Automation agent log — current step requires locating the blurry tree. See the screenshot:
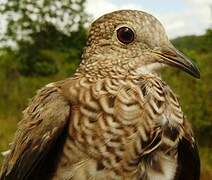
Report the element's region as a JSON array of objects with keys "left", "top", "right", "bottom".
[
  {"left": 172, "top": 29, "right": 212, "bottom": 53},
  {"left": 0, "top": 0, "right": 88, "bottom": 76}
]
